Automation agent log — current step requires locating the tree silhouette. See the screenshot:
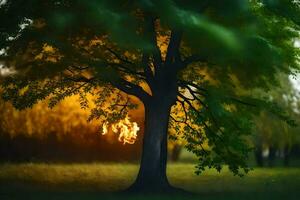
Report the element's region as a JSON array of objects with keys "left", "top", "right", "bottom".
[{"left": 0, "top": 0, "right": 299, "bottom": 193}]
